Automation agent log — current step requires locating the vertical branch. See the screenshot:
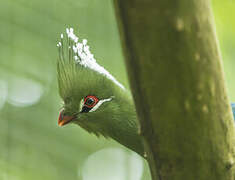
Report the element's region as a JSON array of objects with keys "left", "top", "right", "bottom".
[{"left": 114, "top": 0, "right": 235, "bottom": 179}]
